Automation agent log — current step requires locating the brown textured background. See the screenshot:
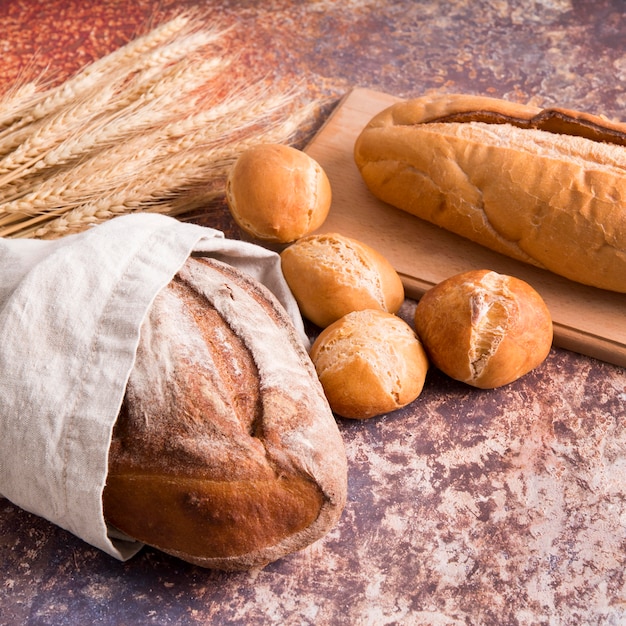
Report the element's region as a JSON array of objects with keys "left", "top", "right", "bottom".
[{"left": 1, "top": 1, "right": 626, "bottom": 625}]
